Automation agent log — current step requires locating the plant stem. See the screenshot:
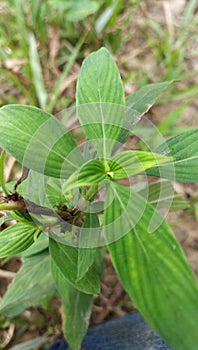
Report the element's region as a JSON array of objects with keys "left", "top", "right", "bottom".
[
  {"left": 0, "top": 203, "right": 25, "bottom": 211},
  {"left": 84, "top": 184, "right": 98, "bottom": 202}
]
